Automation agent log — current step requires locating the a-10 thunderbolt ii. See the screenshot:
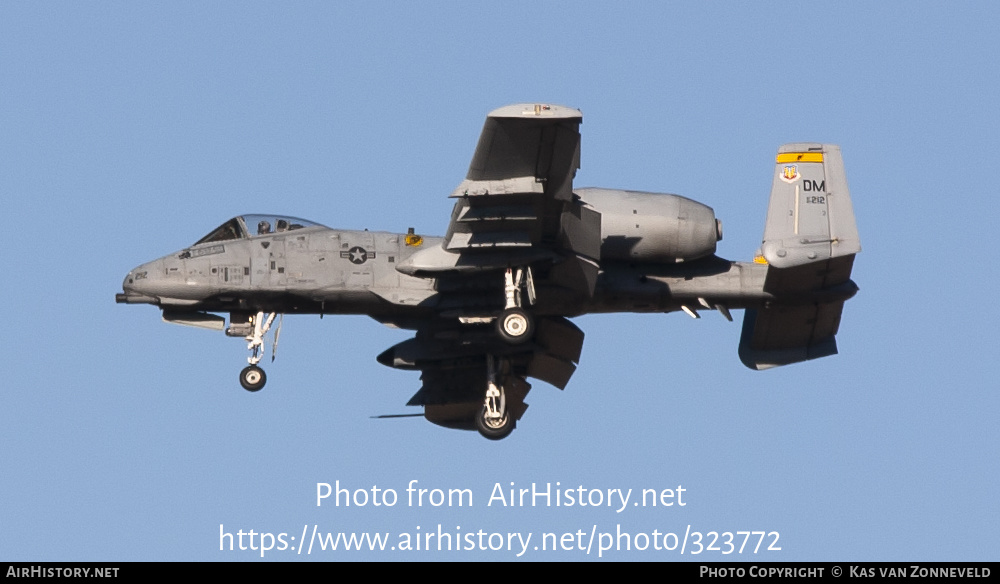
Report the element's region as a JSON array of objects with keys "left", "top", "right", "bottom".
[{"left": 116, "top": 103, "right": 860, "bottom": 440}]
